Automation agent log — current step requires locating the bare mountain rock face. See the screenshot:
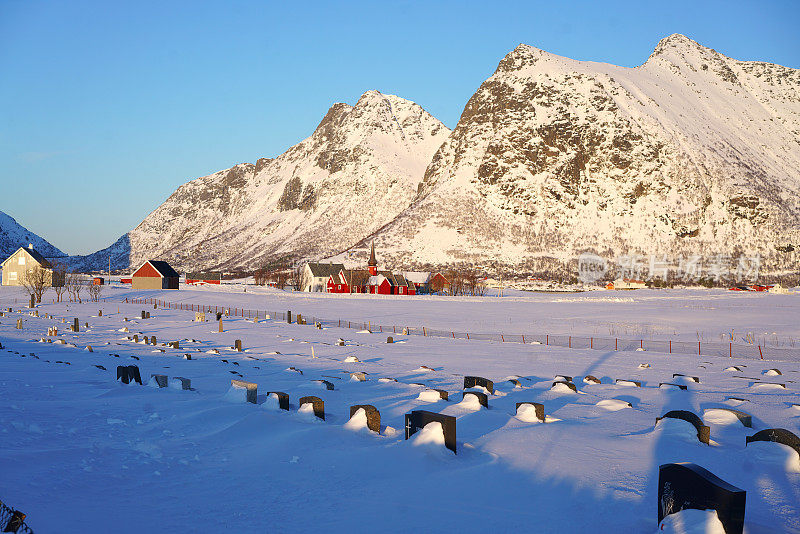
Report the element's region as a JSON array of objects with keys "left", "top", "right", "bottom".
[
  {"left": 366, "top": 35, "right": 800, "bottom": 275},
  {"left": 75, "top": 91, "right": 449, "bottom": 271}
]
